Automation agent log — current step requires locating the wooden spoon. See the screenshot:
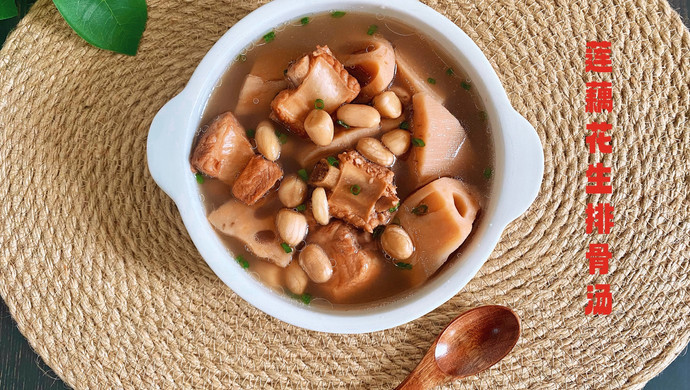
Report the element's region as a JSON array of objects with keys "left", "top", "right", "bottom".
[{"left": 396, "top": 305, "right": 521, "bottom": 390}]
